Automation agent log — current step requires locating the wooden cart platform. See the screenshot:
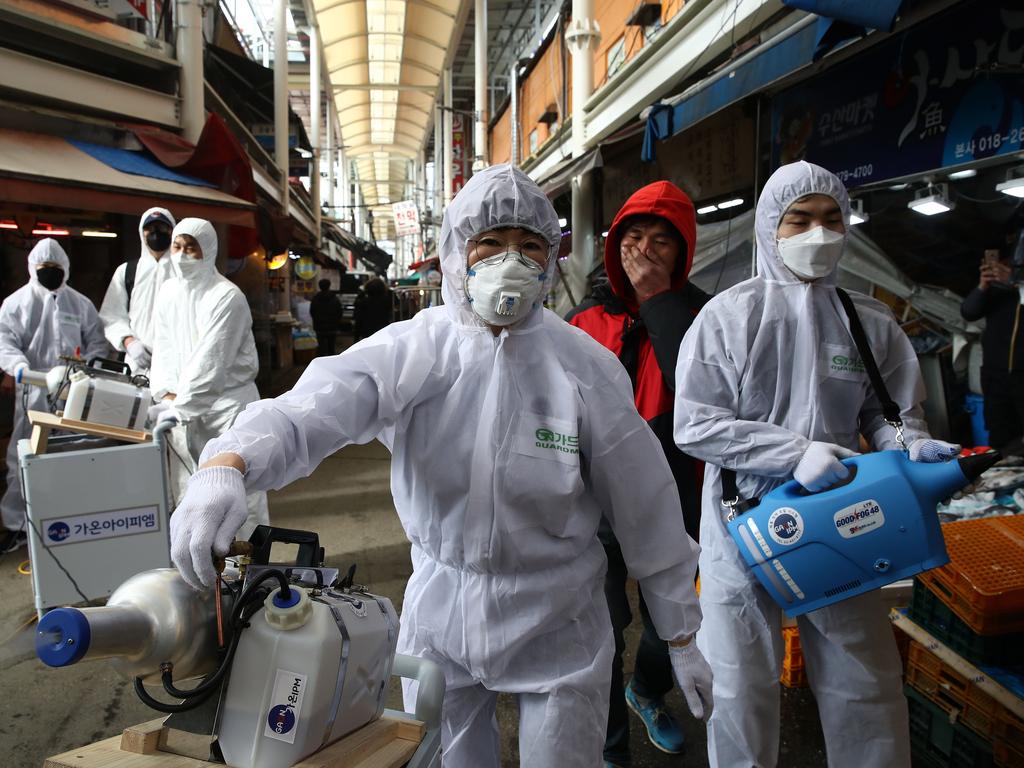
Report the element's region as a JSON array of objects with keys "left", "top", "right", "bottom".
[{"left": 43, "top": 715, "right": 425, "bottom": 768}]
